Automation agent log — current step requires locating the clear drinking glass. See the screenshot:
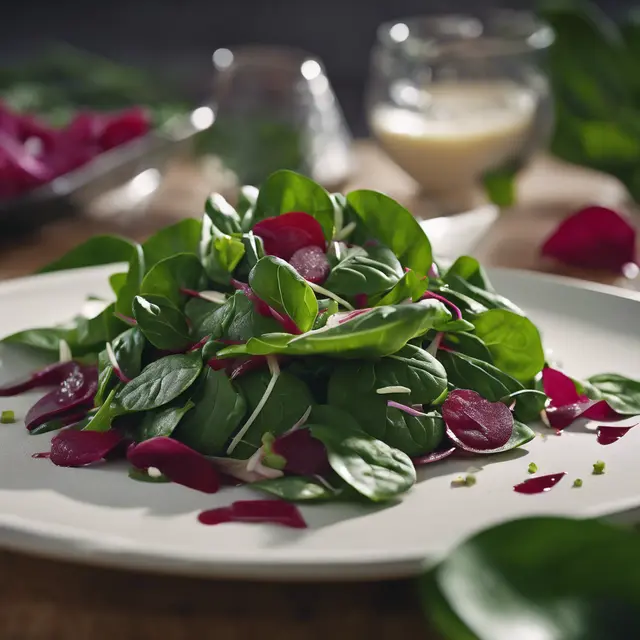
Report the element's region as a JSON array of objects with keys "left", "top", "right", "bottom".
[
  {"left": 367, "top": 11, "right": 555, "bottom": 214},
  {"left": 206, "top": 46, "right": 352, "bottom": 188}
]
